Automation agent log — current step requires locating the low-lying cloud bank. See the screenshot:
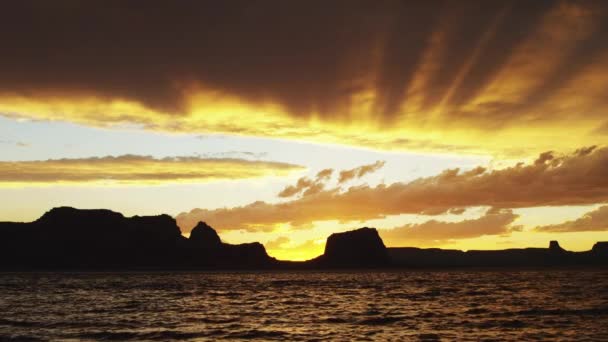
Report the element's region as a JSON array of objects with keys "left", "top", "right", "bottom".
[
  {"left": 380, "top": 208, "right": 520, "bottom": 246},
  {"left": 0, "top": 155, "right": 303, "bottom": 185},
  {"left": 177, "top": 147, "right": 608, "bottom": 234},
  {"left": 536, "top": 205, "right": 608, "bottom": 232}
]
